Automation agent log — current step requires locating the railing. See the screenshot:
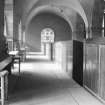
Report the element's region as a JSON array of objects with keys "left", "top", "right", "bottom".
[
  {"left": 0, "top": 57, "right": 12, "bottom": 105},
  {"left": 0, "top": 70, "right": 8, "bottom": 105}
]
